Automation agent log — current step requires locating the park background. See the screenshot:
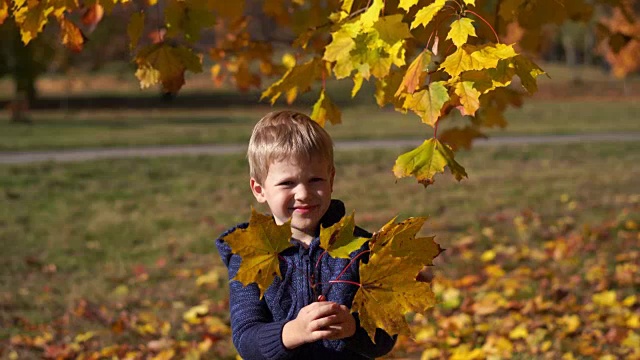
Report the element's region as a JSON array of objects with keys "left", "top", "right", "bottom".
[{"left": 1, "top": 2, "right": 639, "bottom": 359}]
